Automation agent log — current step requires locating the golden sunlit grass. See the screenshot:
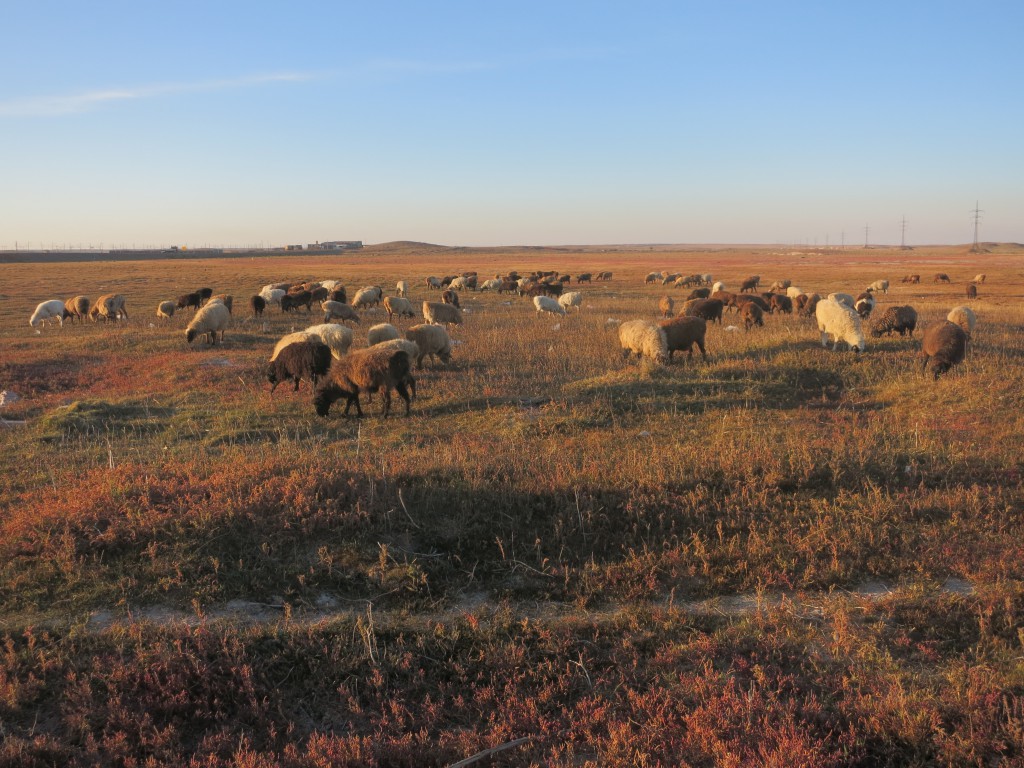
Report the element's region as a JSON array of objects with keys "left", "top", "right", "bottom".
[{"left": 1, "top": 242, "right": 1022, "bottom": 764}]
